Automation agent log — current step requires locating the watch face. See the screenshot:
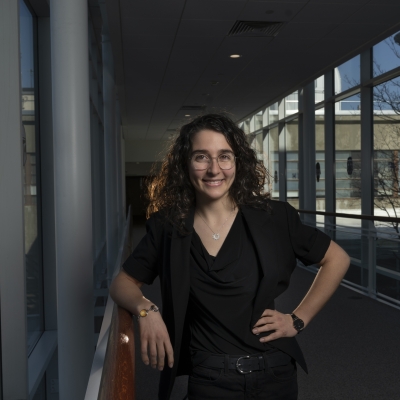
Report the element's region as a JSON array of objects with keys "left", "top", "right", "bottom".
[{"left": 293, "top": 318, "right": 304, "bottom": 331}]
